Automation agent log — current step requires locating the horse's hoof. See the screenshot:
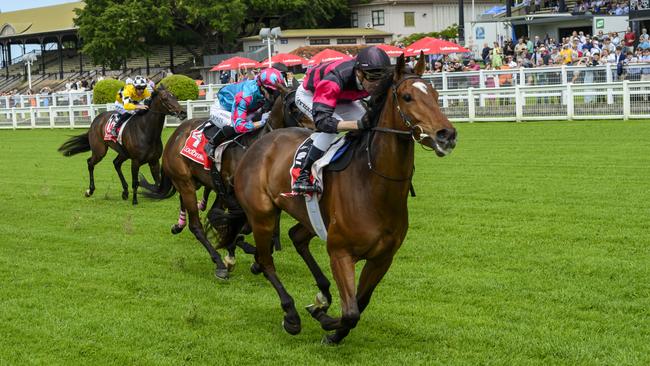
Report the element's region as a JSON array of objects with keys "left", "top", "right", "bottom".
[
  {"left": 132, "top": 200, "right": 138, "bottom": 206},
  {"left": 121, "top": 191, "right": 129, "bottom": 200},
  {"left": 84, "top": 189, "right": 92, "bottom": 197},
  {"left": 321, "top": 334, "right": 341, "bottom": 346},
  {"left": 282, "top": 316, "right": 301, "bottom": 335},
  {"left": 224, "top": 255, "right": 236, "bottom": 272},
  {"left": 171, "top": 224, "right": 184, "bottom": 235},
  {"left": 250, "top": 262, "right": 262, "bottom": 275},
  {"left": 215, "top": 267, "right": 229, "bottom": 280}
]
